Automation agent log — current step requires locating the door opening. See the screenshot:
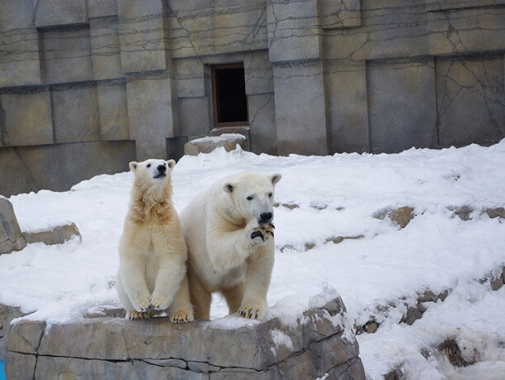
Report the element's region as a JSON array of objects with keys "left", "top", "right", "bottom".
[{"left": 211, "top": 63, "right": 248, "bottom": 128}]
